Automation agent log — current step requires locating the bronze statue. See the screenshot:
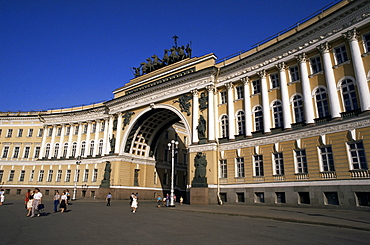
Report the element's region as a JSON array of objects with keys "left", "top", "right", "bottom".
[
  {"left": 122, "top": 111, "right": 135, "bottom": 130},
  {"left": 194, "top": 152, "right": 207, "bottom": 178},
  {"left": 199, "top": 92, "right": 208, "bottom": 111},
  {"left": 109, "top": 134, "right": 116, "bottom": 154},
  {"left": 186, "top": 44, "right": 192, "bottom": 58},
  {"left": 197, "top": 115, "right": 206, "bottom": 139},
  {"left": 174, "top": 94, "right": 192, "bottom": 116}
]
